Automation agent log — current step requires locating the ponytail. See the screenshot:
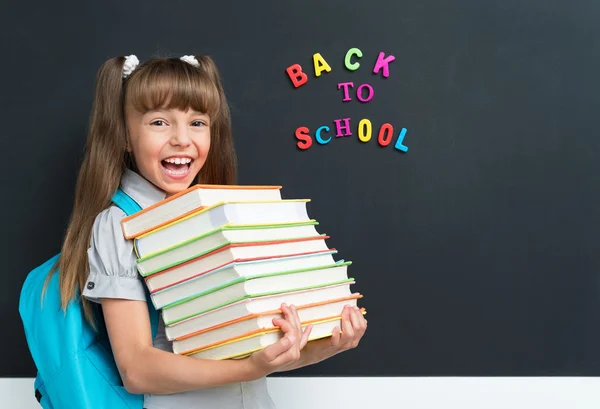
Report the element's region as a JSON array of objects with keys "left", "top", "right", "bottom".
[
  {"left": 48, "top": 57, "right": 129, "bottom": 328},
  {"left": 194, "top": 56, "right": 237, "bottom": 186}
]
